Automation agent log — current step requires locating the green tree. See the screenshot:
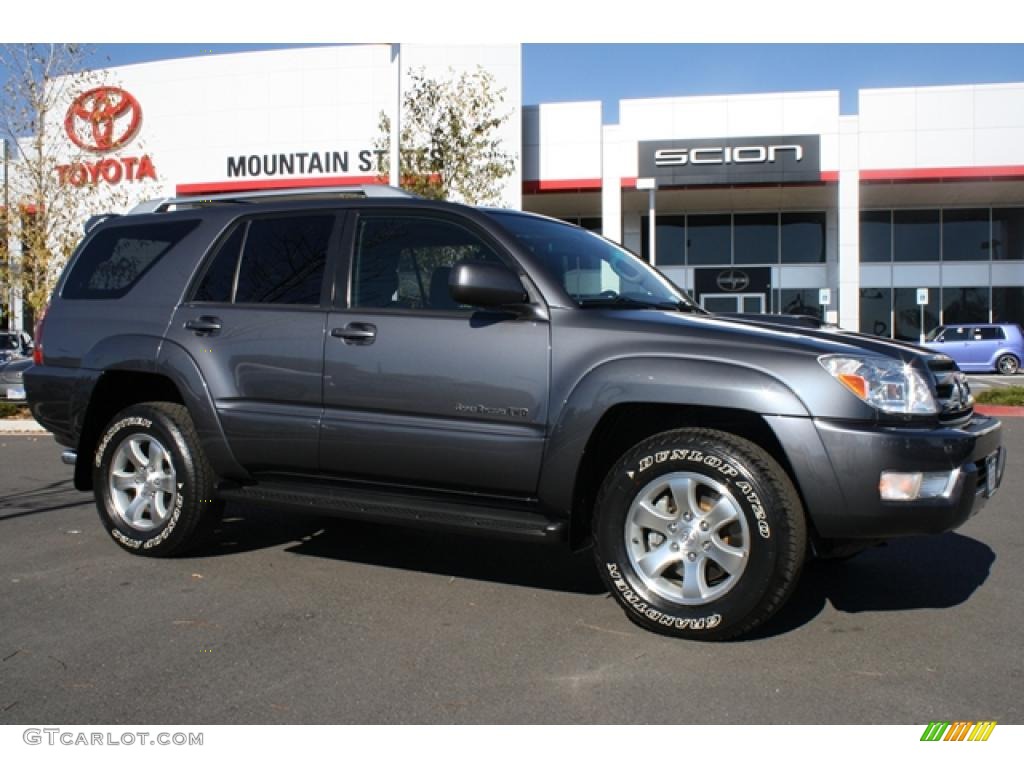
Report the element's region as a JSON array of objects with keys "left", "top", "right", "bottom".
[
  {"left": 377, "top": 66, "right": 516, "bottom": 205},
  {"left": 0, "top": 44, "right": 141, "bottom": 325}
]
